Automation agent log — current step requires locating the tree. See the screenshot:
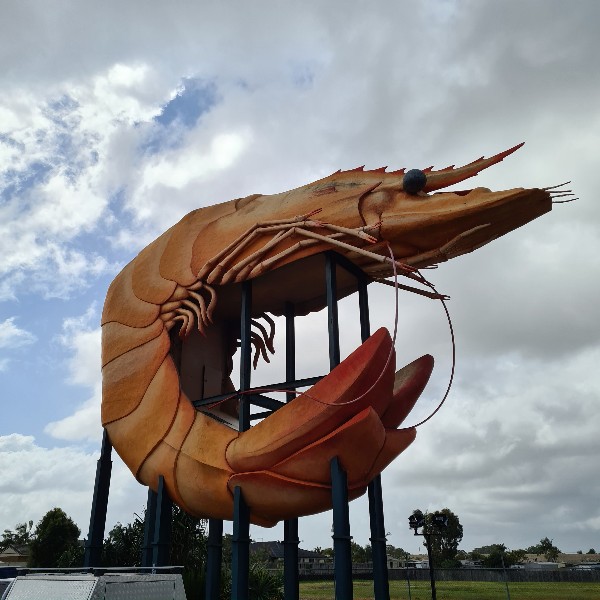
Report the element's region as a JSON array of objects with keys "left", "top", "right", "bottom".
[
  {"left": 57, "top": 544, "right": 85, "bottom": 568},
  {"left": 386, "top": 544, "right": 410, "bottom": 561},
  {"left": 482, "top": 544, "right": 507, "bottom": 568},
  {"left": 507, "top": 549, "right": 527, "bottom": 566},
  {"left": 481, "top": 544, "right": 525, "bottom": 568},
  {"left": 28, "top": 508, "right": 81, "bottom": 567},
  {"left": 248, "top": 563, "right": 283, "bottom": 600},
  {"left": 169, "top": 505, "right": 207, "bottom": 572},
  {"left": 417, "top": 508, "right": 463, "bottom": 565},
  {"left": 102, "top": 516, "right": 144, "bottom": 567},
  {"left": 587, "top": 548, "right": 596, "bottom": 554},
  {"left": 350, "top": 541, "right": 369, "bottom": 563},
  {"left": 526, "top": 537, "right": 560, "bottom": 561},
  {"left": 101, "top": 505, "right": 207, "bottom": 570},
  {"left": 0, "top": 521, "right": 33, "bottom": 552},
  {"left": 538, "top": 537, "right": 560, "bottom": 562}
]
